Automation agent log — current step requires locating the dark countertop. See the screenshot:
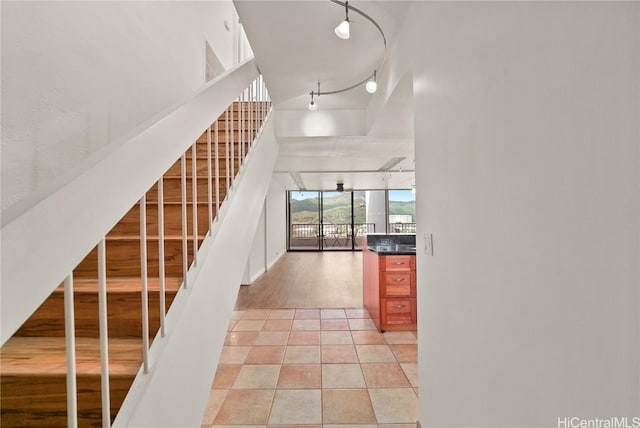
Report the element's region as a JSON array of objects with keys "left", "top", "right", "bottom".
[
  {"left": 367, "top": 244, "right": 416, "bottom": 255},
  {"left": 365, "top": 233, "right": 416, "bottom": 255}
]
